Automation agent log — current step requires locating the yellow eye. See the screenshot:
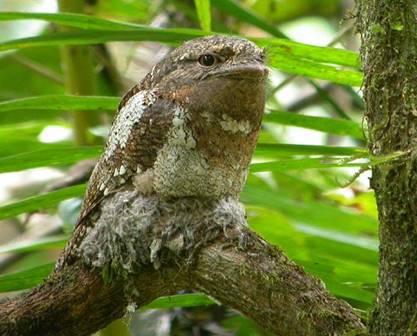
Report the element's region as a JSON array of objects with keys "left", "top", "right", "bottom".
[{"left": 198, "top": 54, "right": 216, "bottom": 66}]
